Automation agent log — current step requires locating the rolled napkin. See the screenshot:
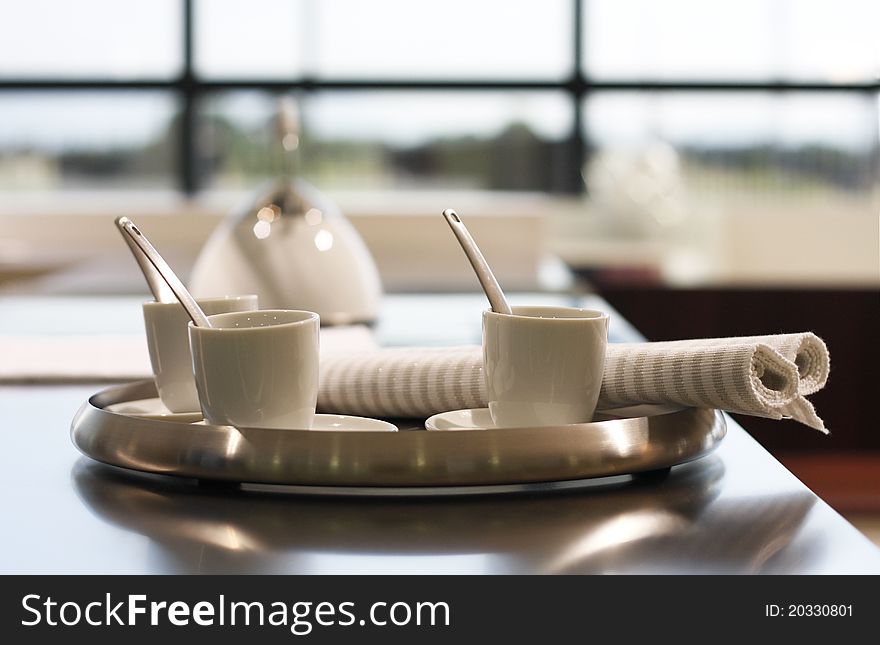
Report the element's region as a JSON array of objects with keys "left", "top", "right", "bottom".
[
  {"left": 318, "top": 333, "right": 829, "bottom": 432},
  {"left": 600, "top": 334, "right": 829, "bottom": 432}
]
